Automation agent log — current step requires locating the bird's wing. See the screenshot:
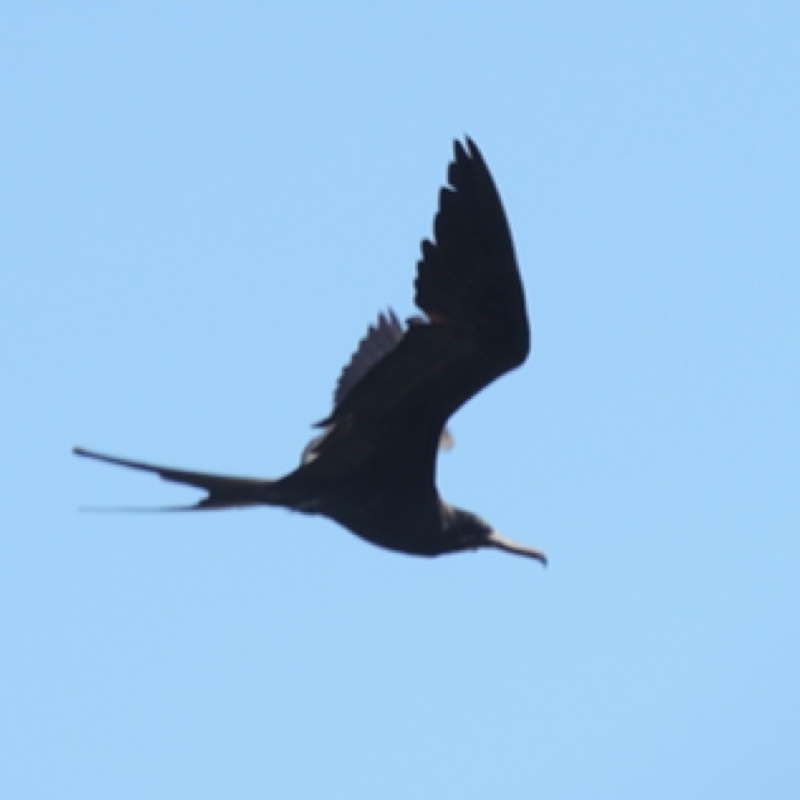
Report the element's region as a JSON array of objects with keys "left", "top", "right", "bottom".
[
  {"left": 317, "top": 309, "right": 454, "bottom": 458},
  {"left": 307, "top": 138, "right": 528, "bottom": 479},
  {"left": 332, "top": 310, "right": 405, "bottom": 407},
  {"left": 413, "top": 137, "right": 529, "bottom": 372}
]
